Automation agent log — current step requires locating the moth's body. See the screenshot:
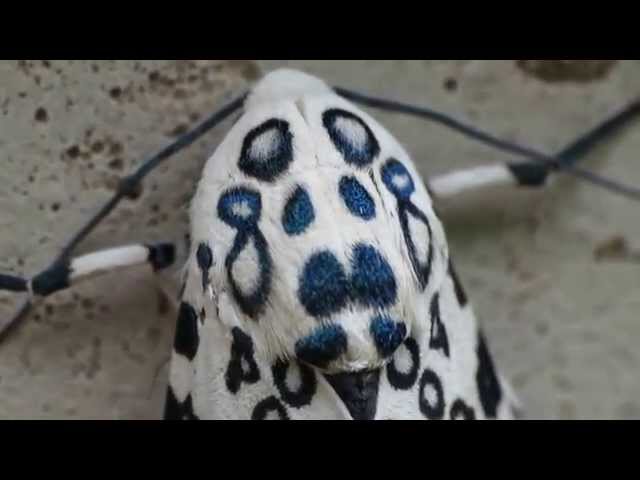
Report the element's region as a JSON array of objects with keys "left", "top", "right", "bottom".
[{"left": 166, "top": 69, "right": 518, "bottom": 420}]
